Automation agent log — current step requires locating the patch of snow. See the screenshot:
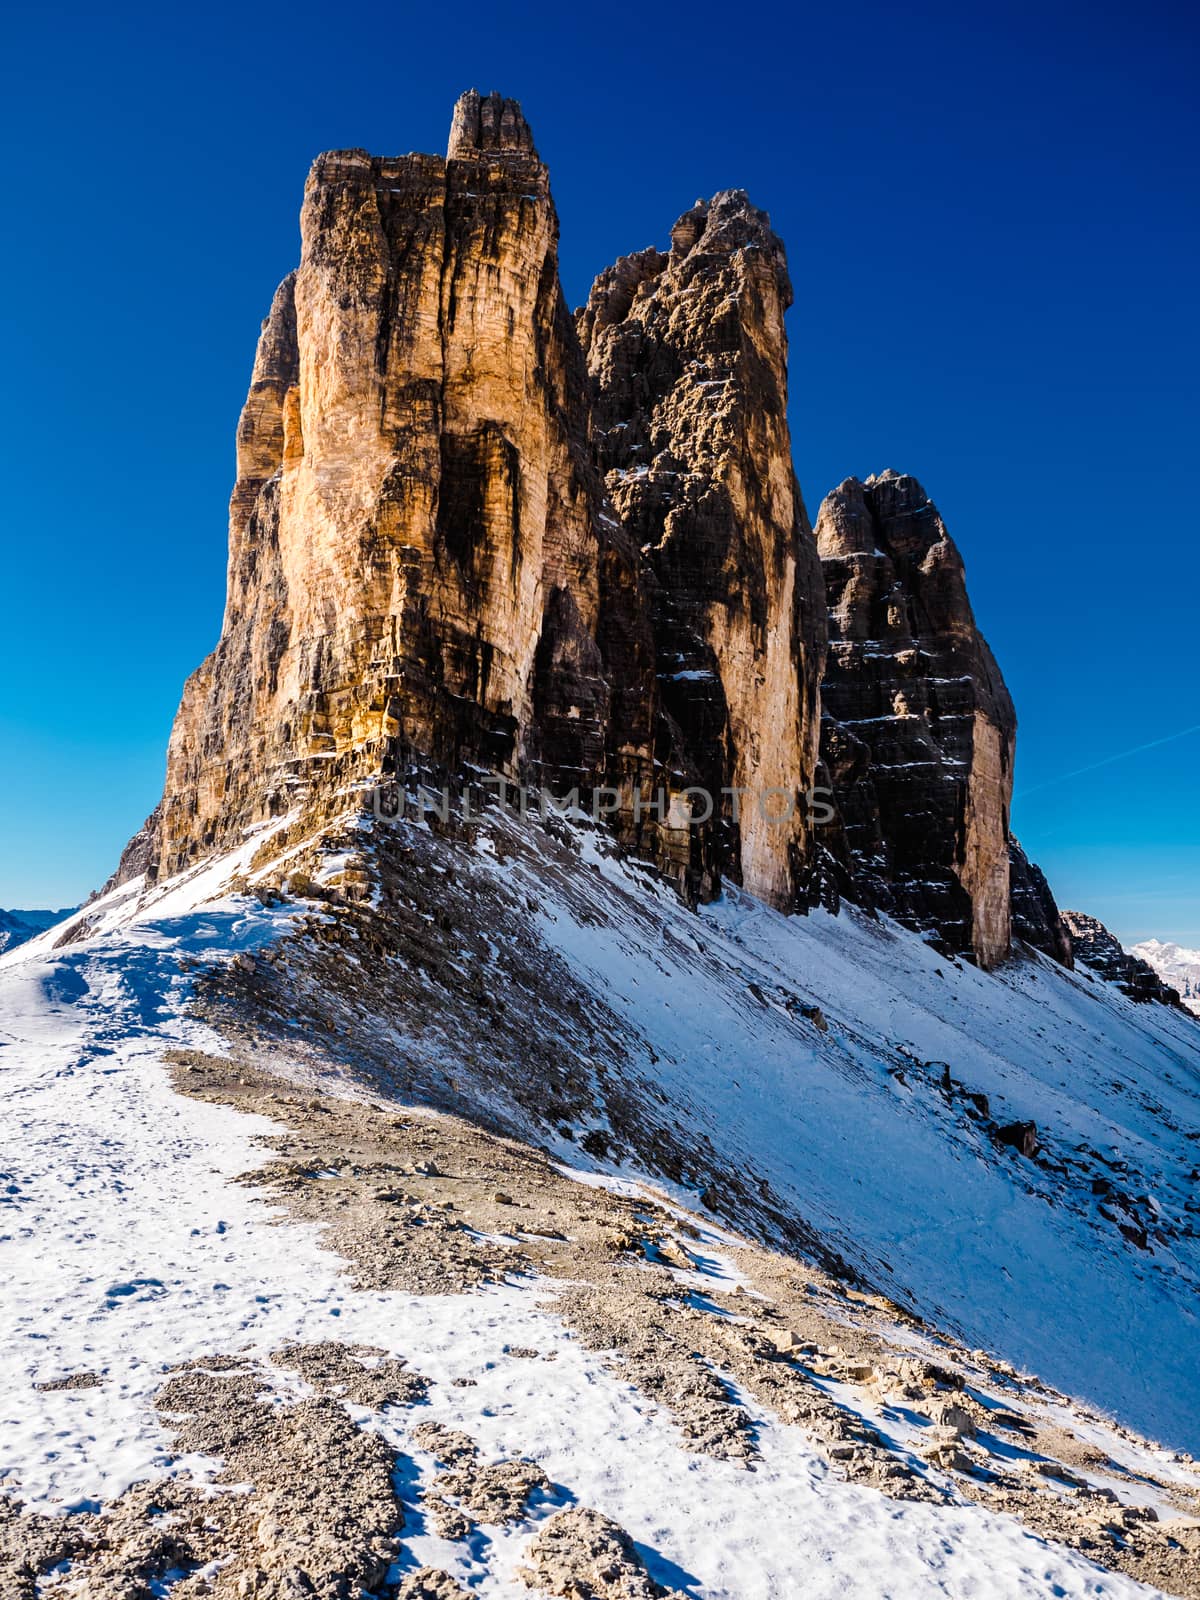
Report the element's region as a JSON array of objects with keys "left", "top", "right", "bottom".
[
  {"left": 0, "top": 928, "right": 1170, "bottom": 1598},
  {"left": 1131, "top": 938, "right": 1200, "bottom": 1016},
  {"left": 497, "top": 826, "right": 1200, "bottom": 1455}
]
